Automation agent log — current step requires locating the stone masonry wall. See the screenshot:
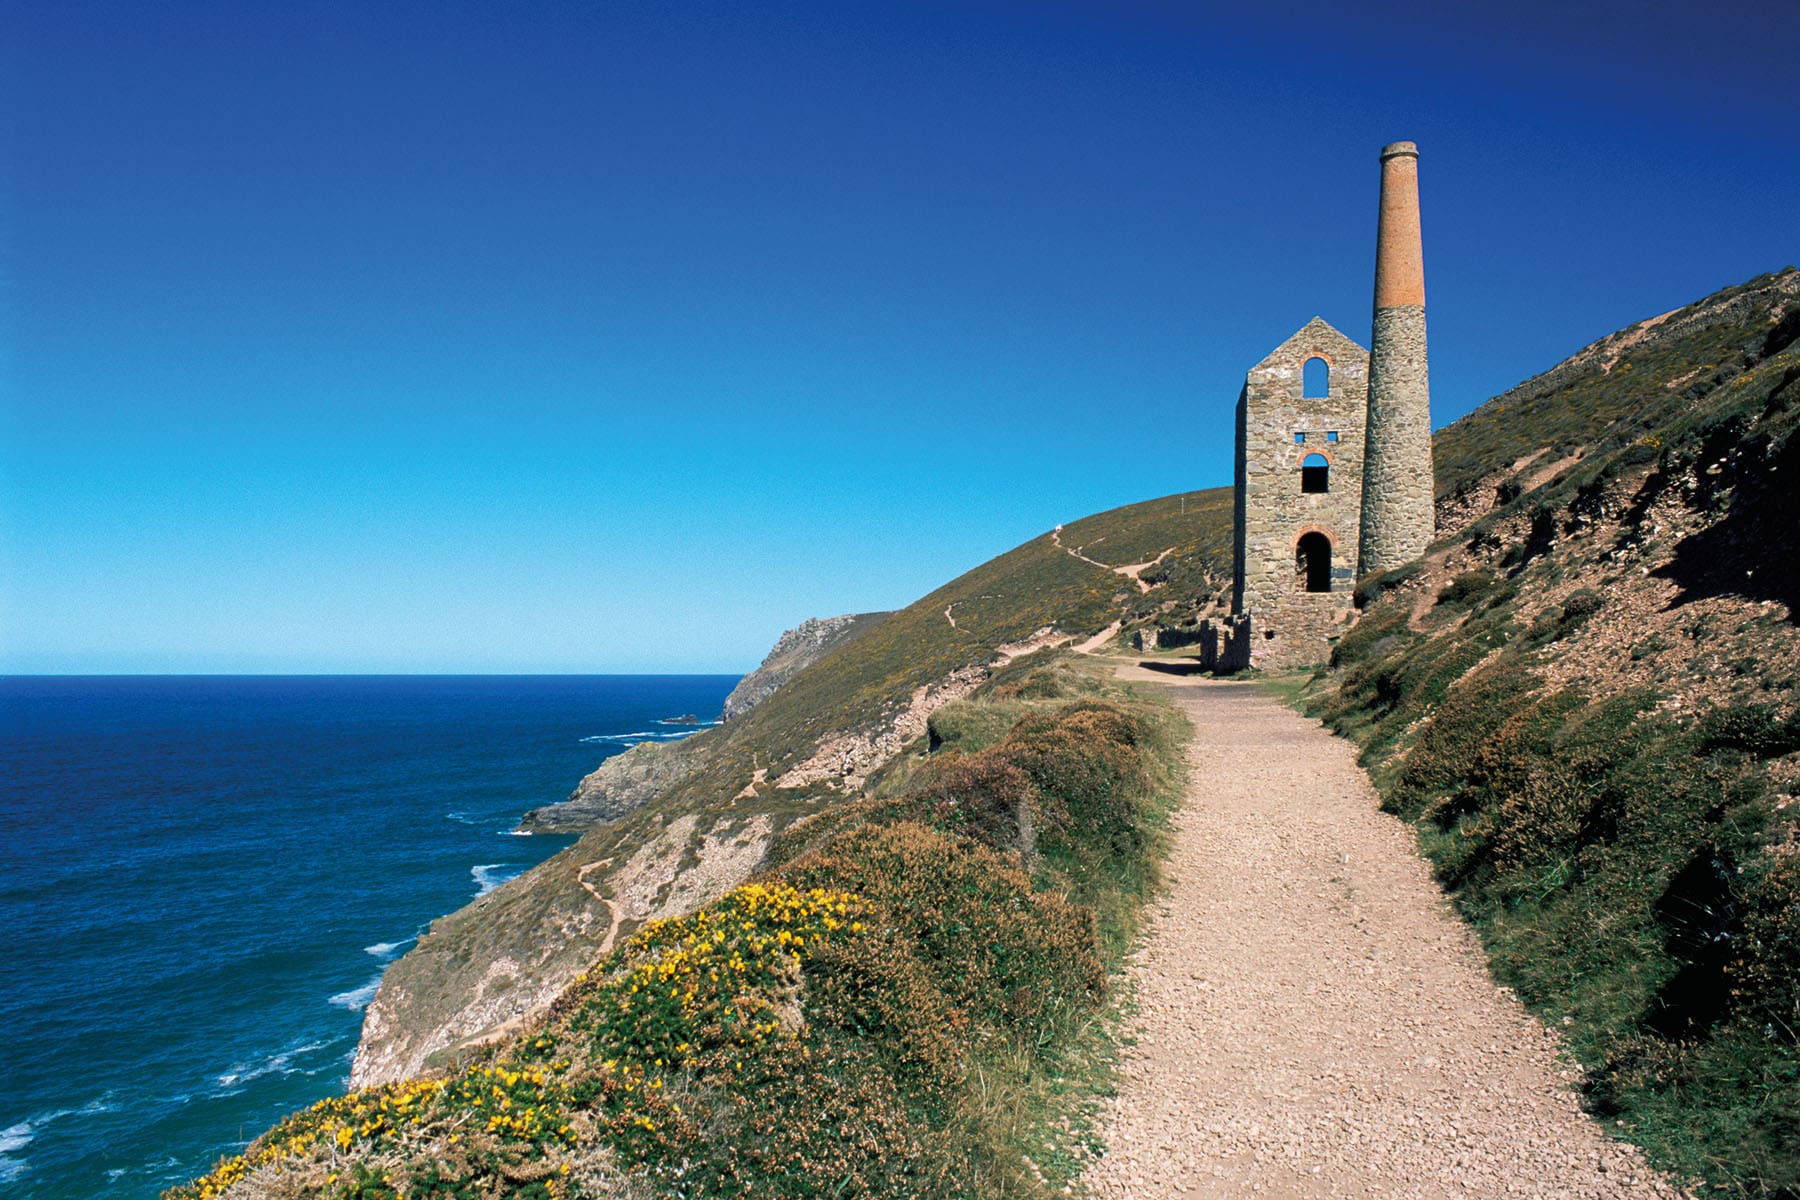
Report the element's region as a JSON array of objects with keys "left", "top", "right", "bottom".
[
  {"left": 1199, "top": 614, "right": 1252, "bottom": 674},
  {"left": 1233, "top": 317, "right": 1367, "bottom": 668},
  {"left": 1359, "top": 303, "right": 1435, "bottom": 575}
]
